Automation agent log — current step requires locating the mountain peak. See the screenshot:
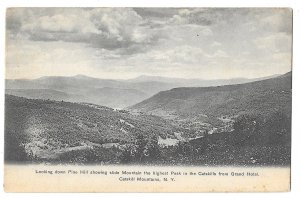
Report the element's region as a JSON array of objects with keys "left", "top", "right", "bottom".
[
  {"left": 73, "top": 74, "right": 93, "bottom": 79},
  {"left": 129, "top": 75, "right": 186, "bottom": 83}
]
